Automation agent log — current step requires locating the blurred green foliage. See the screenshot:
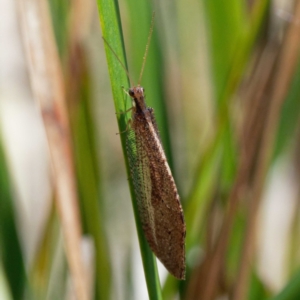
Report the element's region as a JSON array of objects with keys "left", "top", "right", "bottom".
[
  {"left": 1, "top": 0, "right": 300, "bottom": 299},
  {"left": 0, "top": 138, "right": 26, "bottom": 300}
]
